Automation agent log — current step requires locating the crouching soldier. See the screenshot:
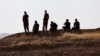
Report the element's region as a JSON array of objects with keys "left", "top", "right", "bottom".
[
  {"left": 32, "top": 21, "right": 39, "bottom": 34},
  {"left": 72, "top": 18, "right": 80, "bottom": 33},
  {"left": 50, "top": 21, "right": 58, "bottom": 32},
  {"left": 72, "top": 19, "right": 80, "bottom": 31},
  {"left": 63, "top": 19, "right": 70, "bottom": 31}
]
